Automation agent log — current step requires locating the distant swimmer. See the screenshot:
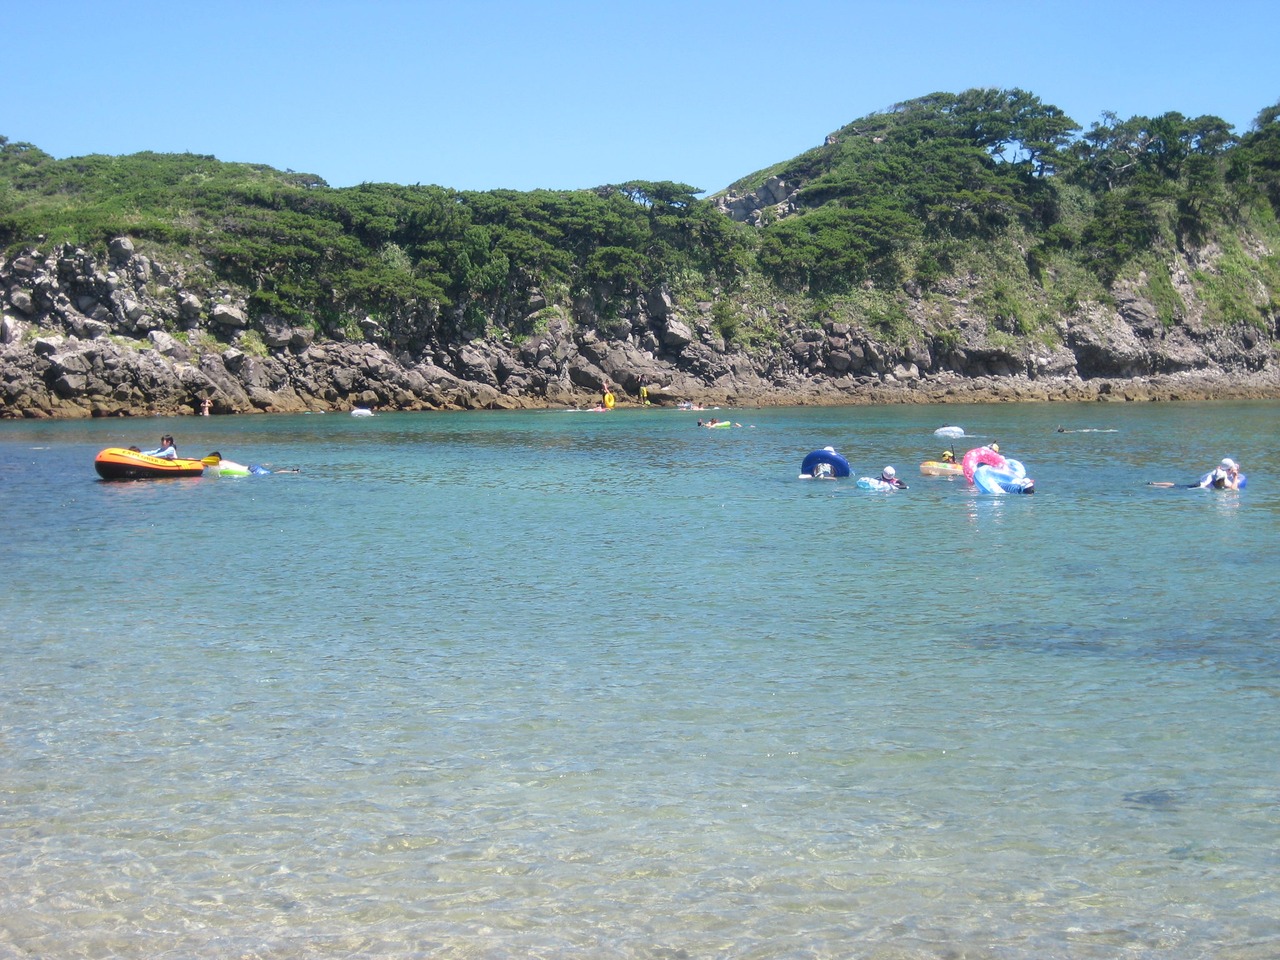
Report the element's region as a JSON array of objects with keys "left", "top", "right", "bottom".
[{"left": 1148, "top": 456, "right": 1246, "bottom": 489}]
